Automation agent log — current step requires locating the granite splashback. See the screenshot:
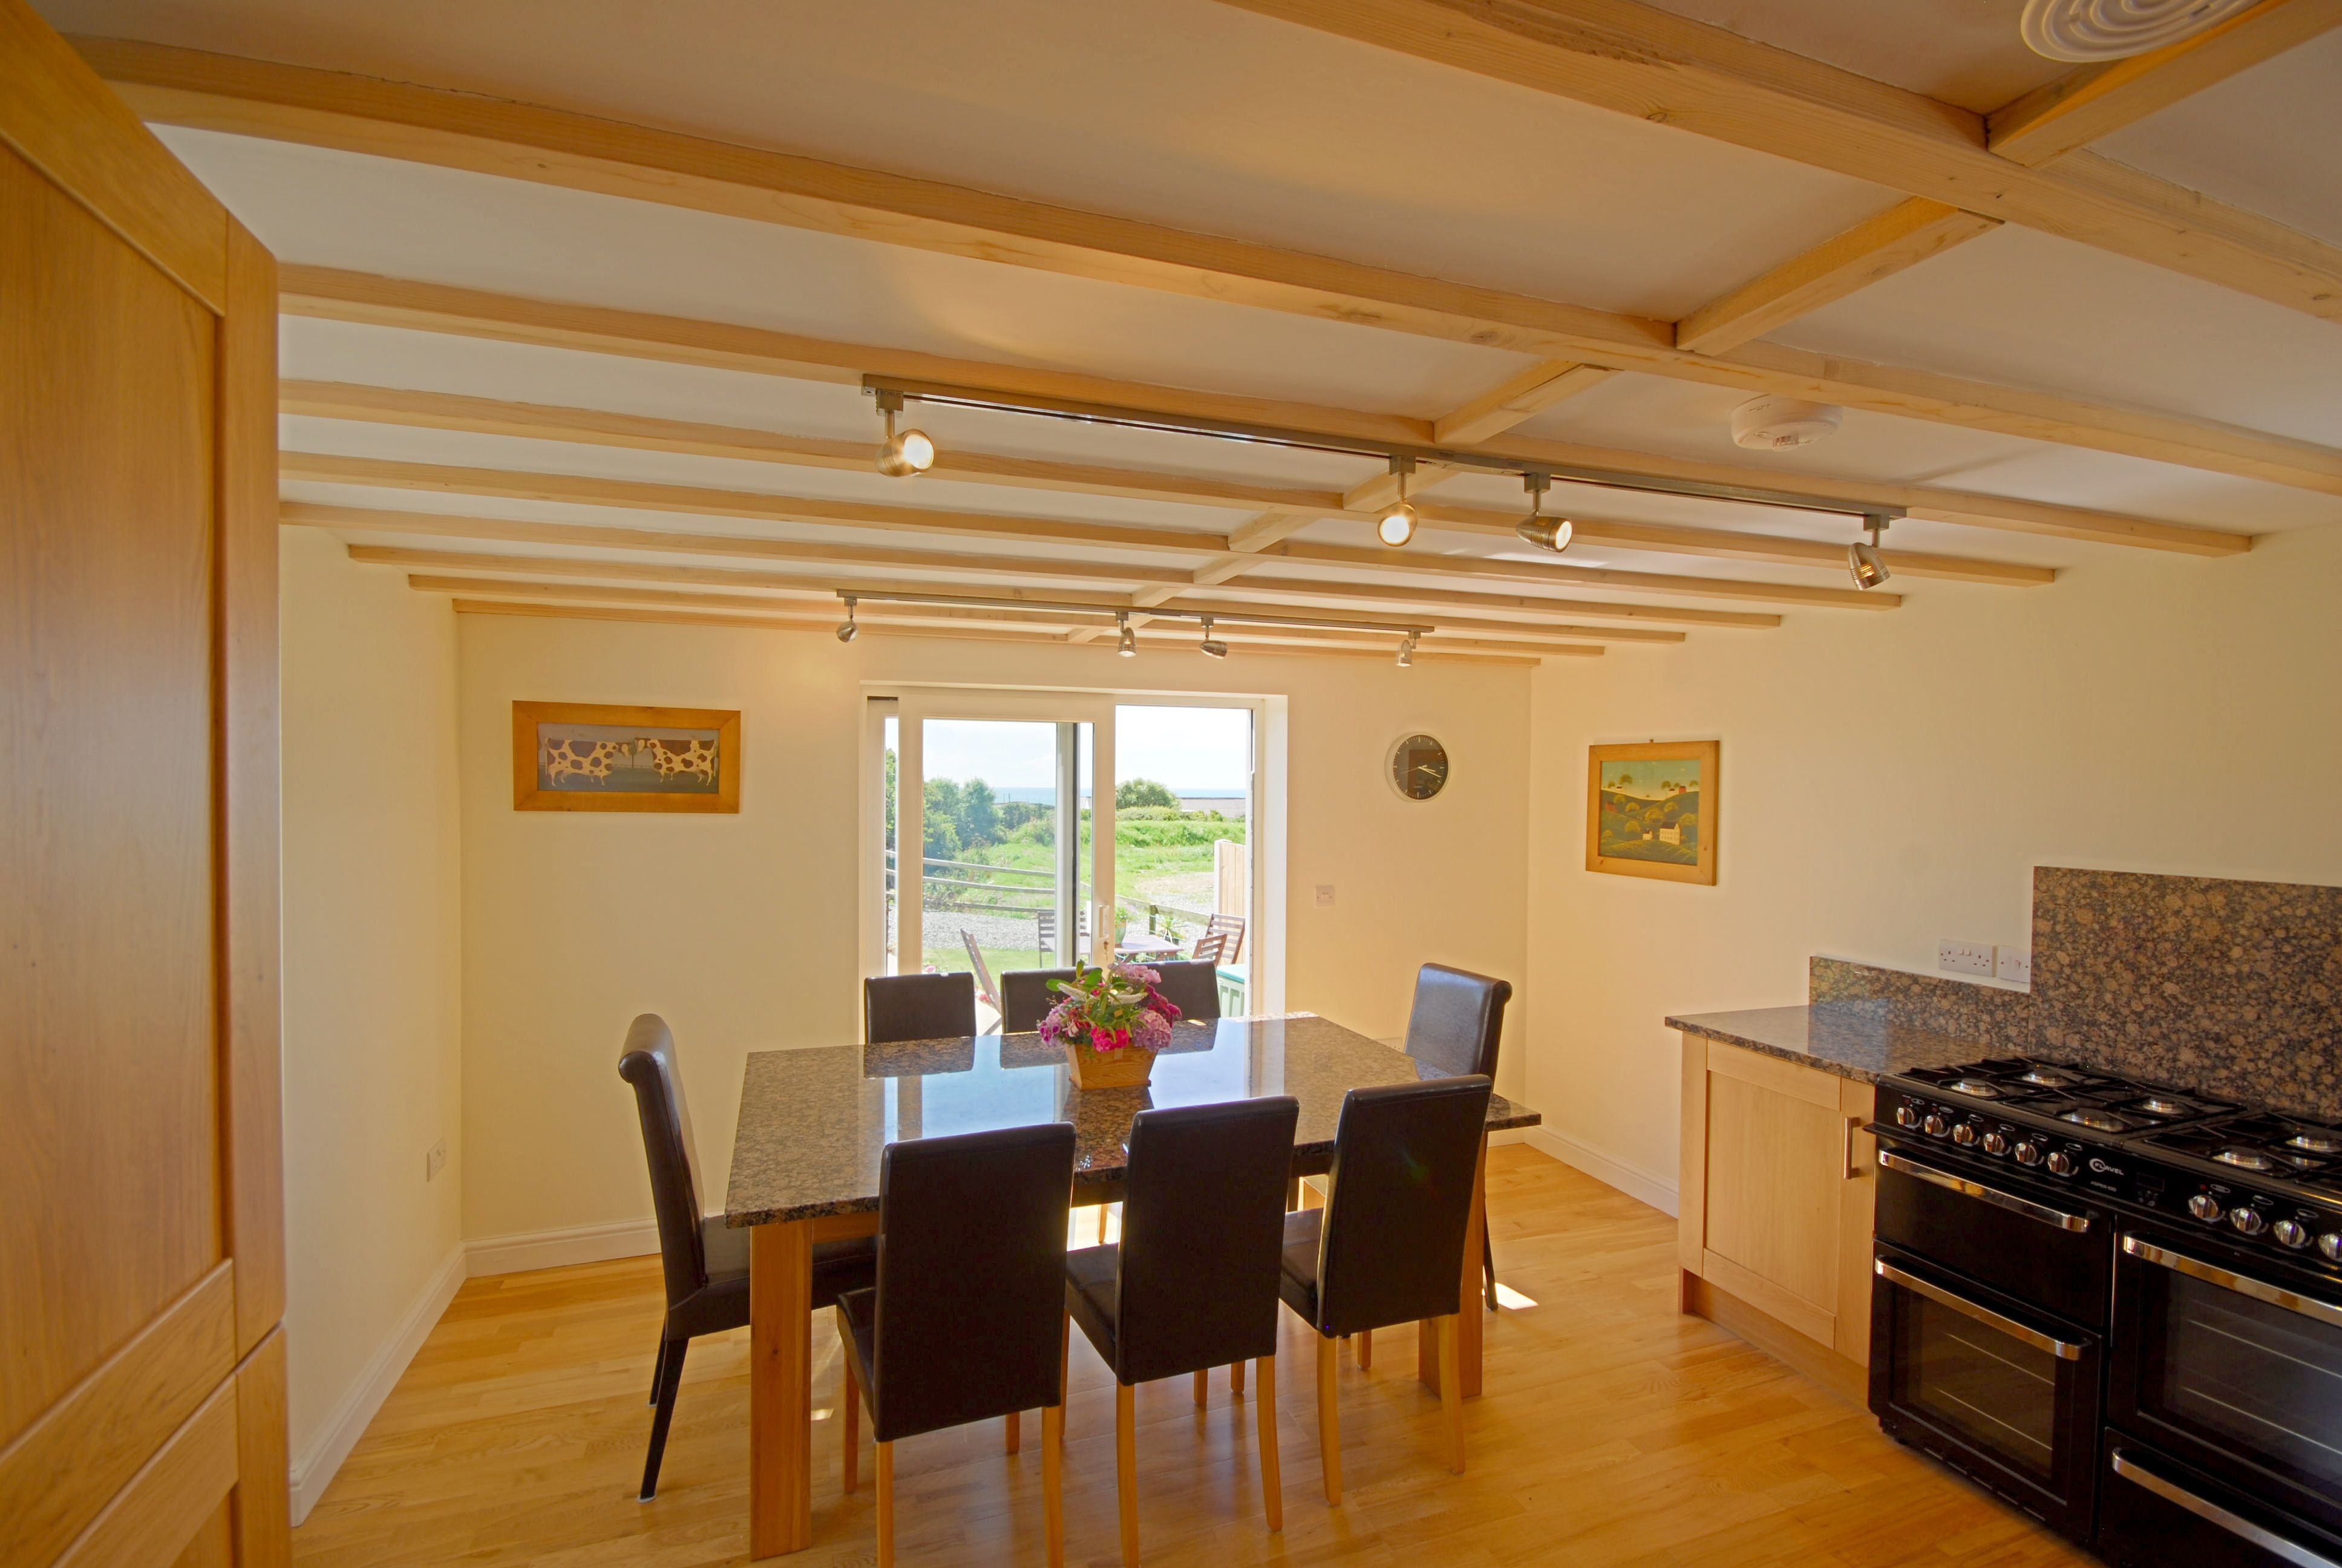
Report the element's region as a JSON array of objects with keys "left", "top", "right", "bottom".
[{"left": 1809, "top": 867, "right": 2342, "bottom": 1122}]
